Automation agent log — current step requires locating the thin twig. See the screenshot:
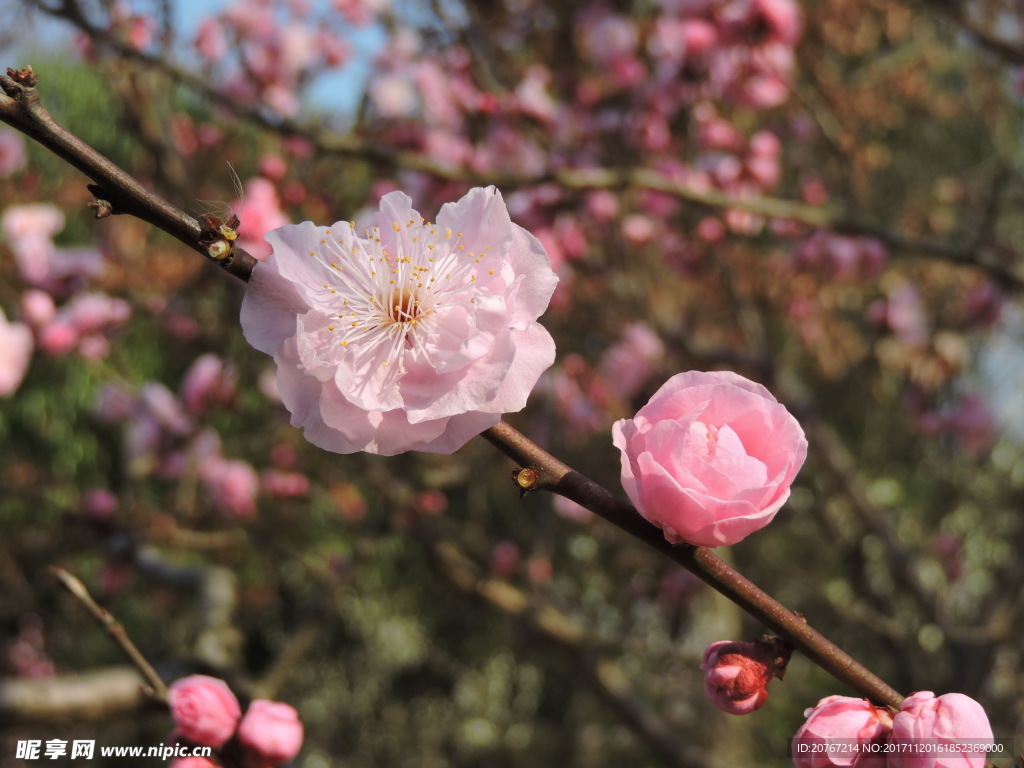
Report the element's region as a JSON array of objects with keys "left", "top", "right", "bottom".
[
  {"left": 52, "top": 567, "right": 169, "bottom": 702},
  {"left": 0, "top": 67, "right": 256, "bottom": 282}
]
